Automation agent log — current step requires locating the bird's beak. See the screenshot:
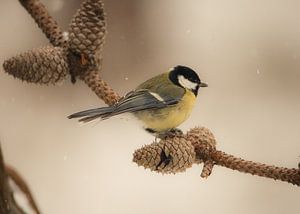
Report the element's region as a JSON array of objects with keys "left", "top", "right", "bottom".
[{"left": 200, "top": 82, "right": 208, "bottom": 87}]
